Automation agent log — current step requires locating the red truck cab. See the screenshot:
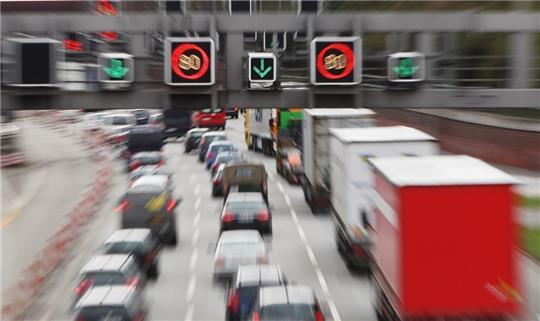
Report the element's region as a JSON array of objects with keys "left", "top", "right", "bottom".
[
  {"left": 368, "top": 155, "right": 521, "bottom": 321},
  {"left": 191, "top": 108, "right": 226, "bottom": 130}
]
